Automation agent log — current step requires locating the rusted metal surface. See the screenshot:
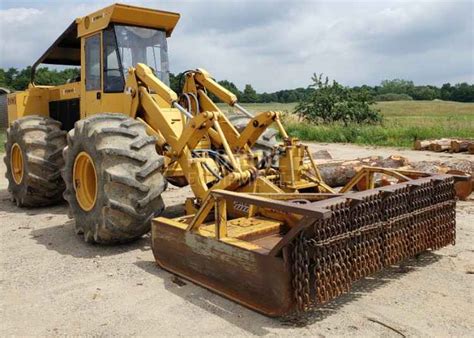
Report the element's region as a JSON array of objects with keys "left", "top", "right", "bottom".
[
  {"left": 212, "top": 190, "right": 333, "bottom": 219},
  {"left": 151, "top": 220, "right": 294, "bottom": 316},
  {"left": 289, "top": 175, "right": 456, "bottom": 312}
]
